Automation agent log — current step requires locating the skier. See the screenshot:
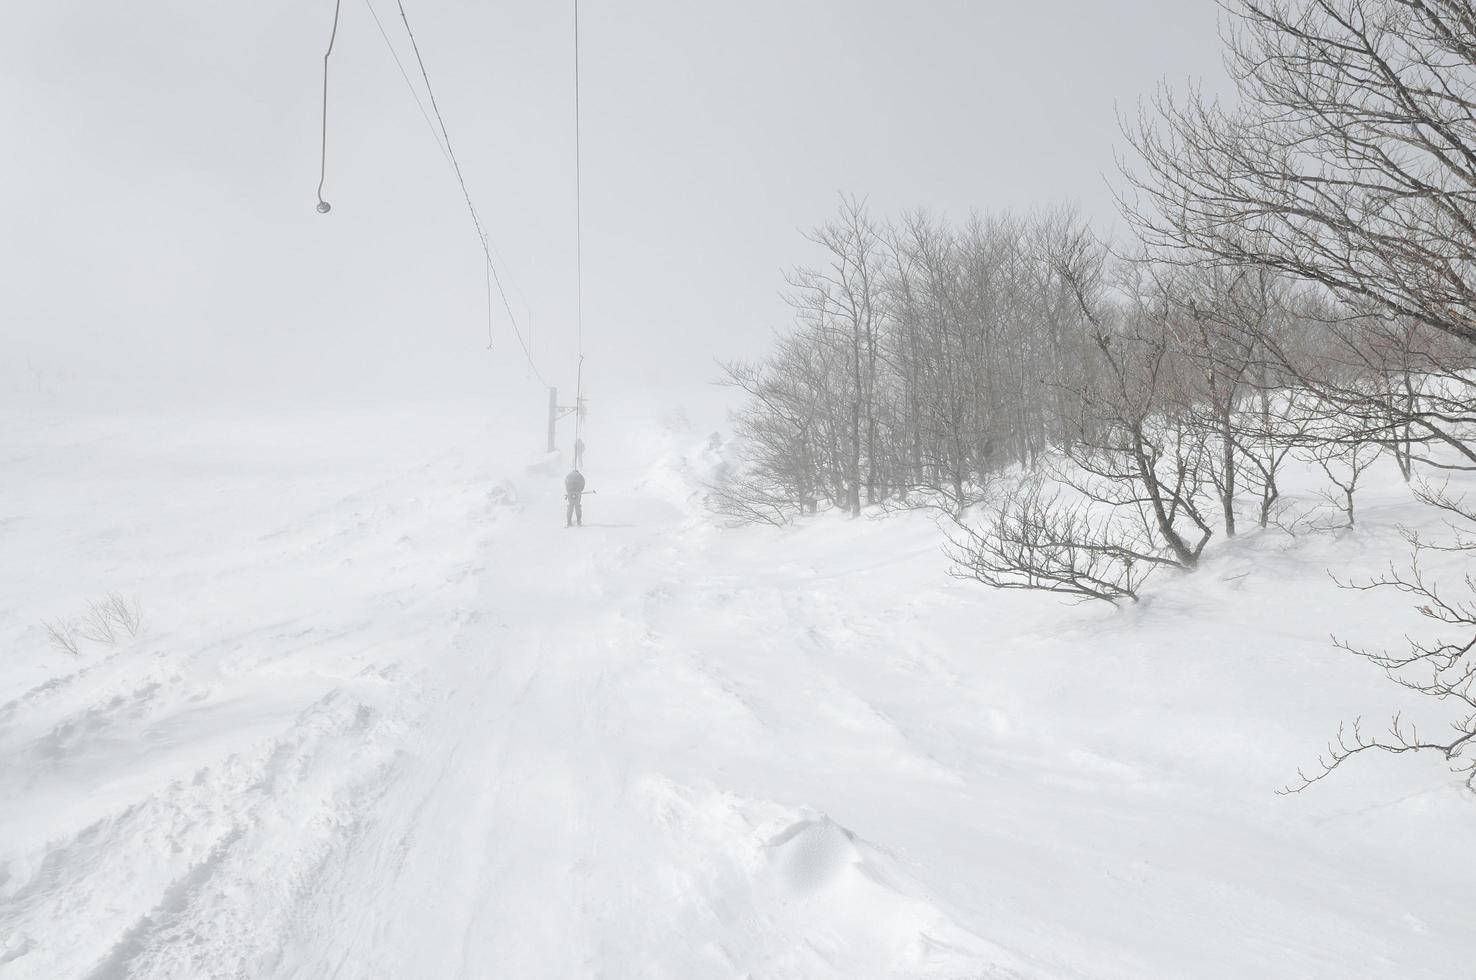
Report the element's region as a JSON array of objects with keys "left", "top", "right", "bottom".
[{"left": 564, "top": 468, "right": 586, "bottom": 527}]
